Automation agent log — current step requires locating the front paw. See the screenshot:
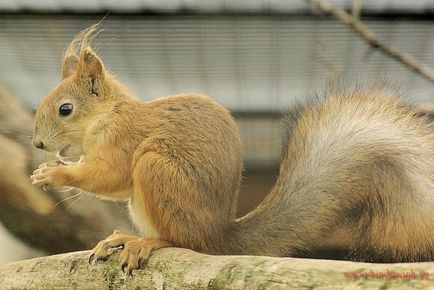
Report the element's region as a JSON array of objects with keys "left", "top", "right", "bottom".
[
  {"left": 30, "top": 160, "right": 65, "bottom": 187},
  {"left": 31, "top": 167, "right": 56, "bottom": 187}
]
